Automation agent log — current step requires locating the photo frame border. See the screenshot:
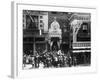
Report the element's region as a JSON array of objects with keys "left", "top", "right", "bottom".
[{"left": 11, "top": 1, "right": 97, "bottom": 78}]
